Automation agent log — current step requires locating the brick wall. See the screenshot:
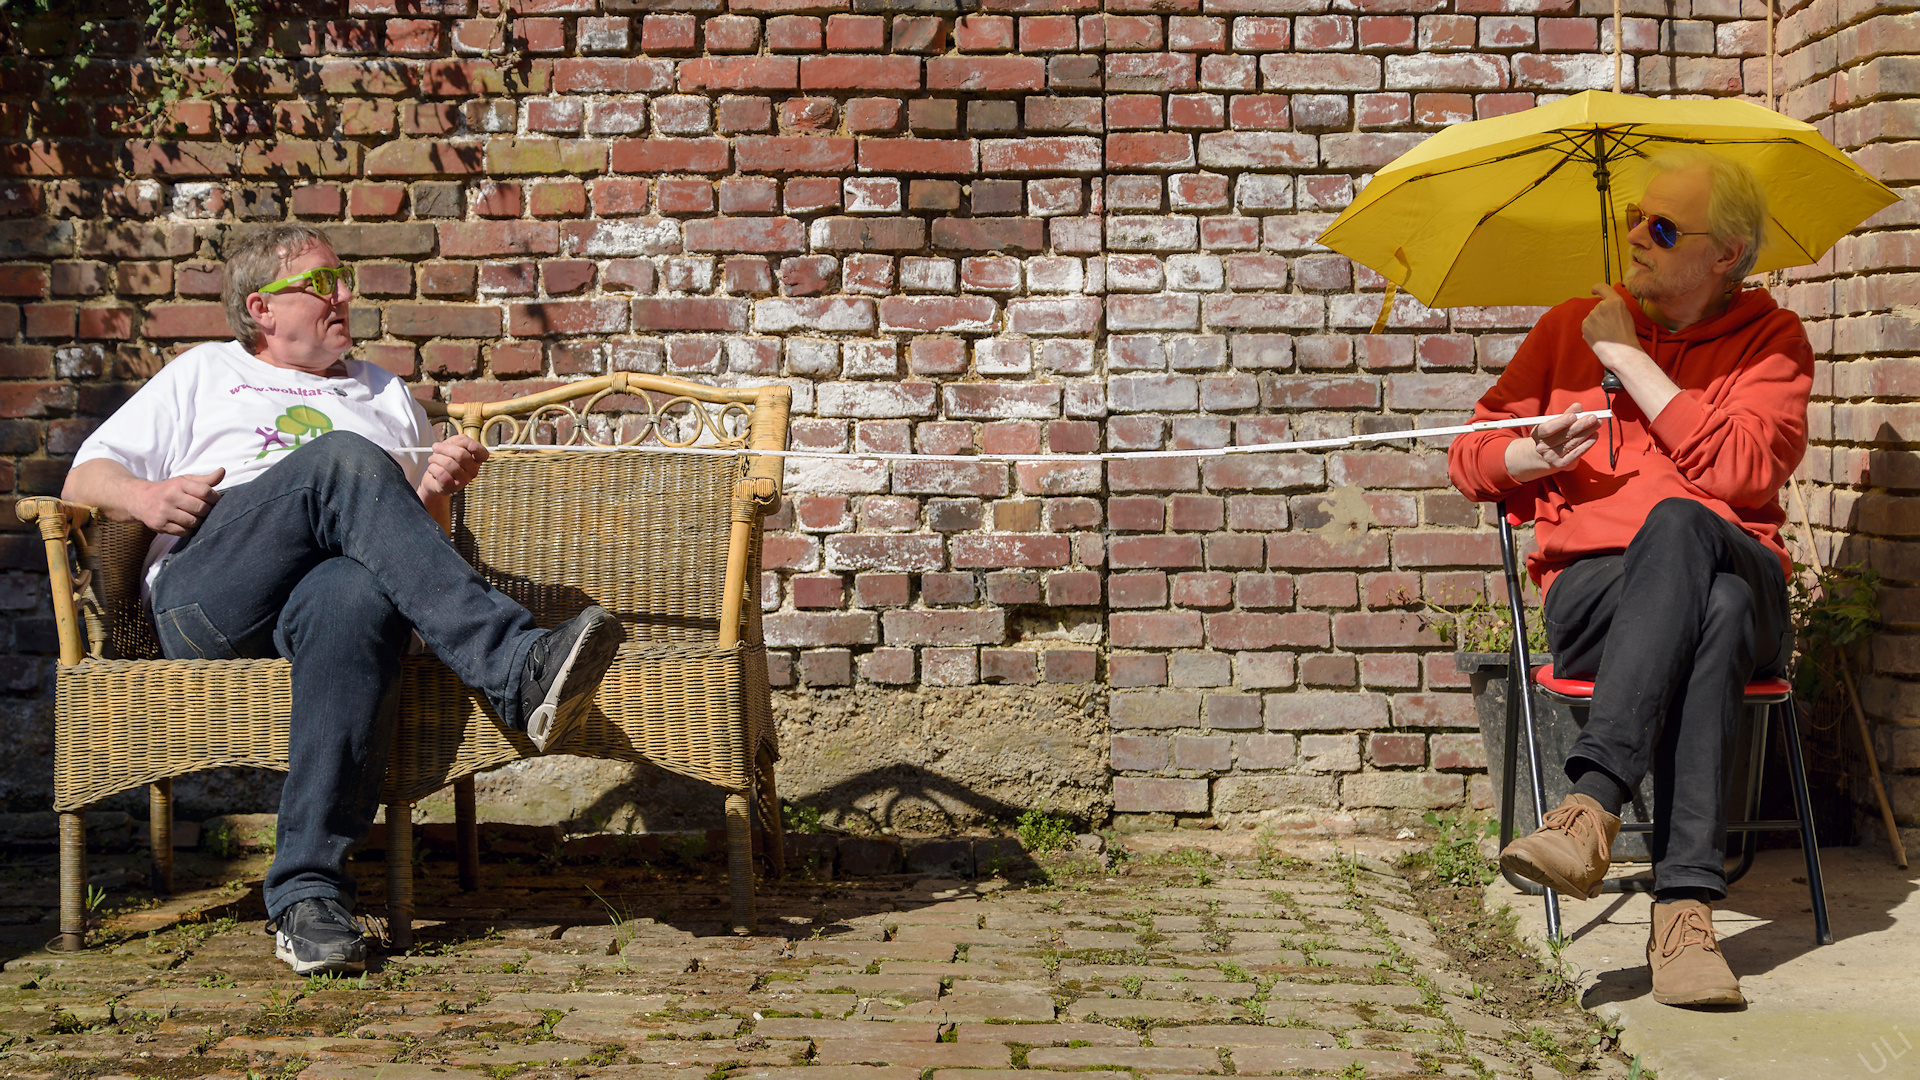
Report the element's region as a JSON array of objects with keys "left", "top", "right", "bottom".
[
  {"left": 0, "top": 0, "right": 1907, "bottom": 831},
  {"left": 1775, "top": 0, "right": 1920, "bottom": 849}
]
